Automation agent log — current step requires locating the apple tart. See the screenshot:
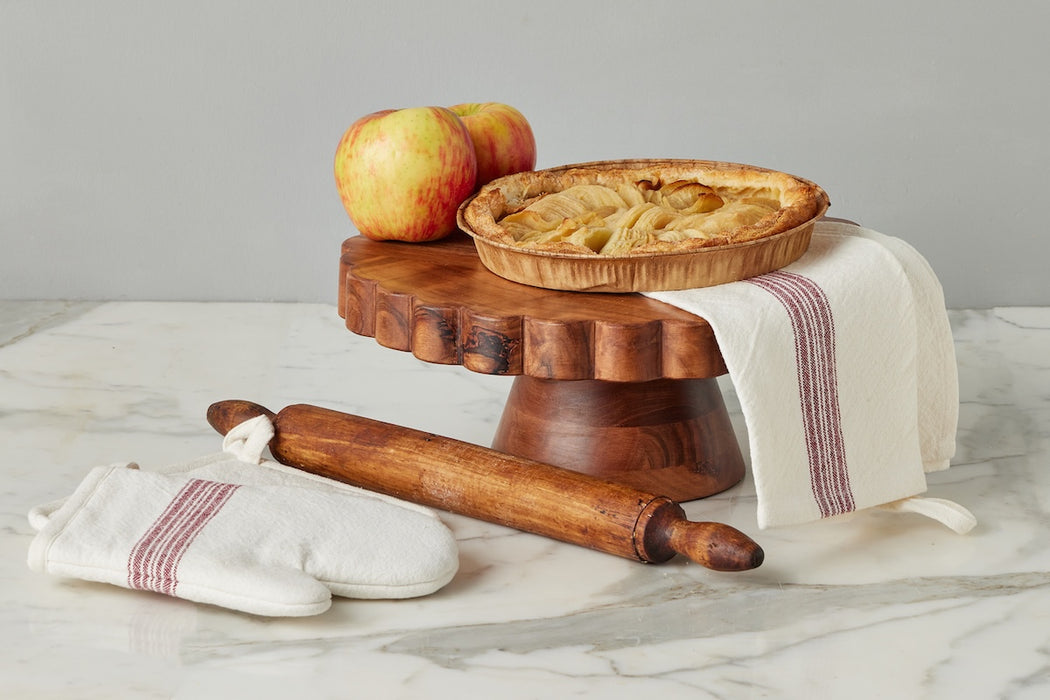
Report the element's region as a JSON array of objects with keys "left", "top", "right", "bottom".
[{"left": 457, "top": 159, "right": 830, "bottom": 292}]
